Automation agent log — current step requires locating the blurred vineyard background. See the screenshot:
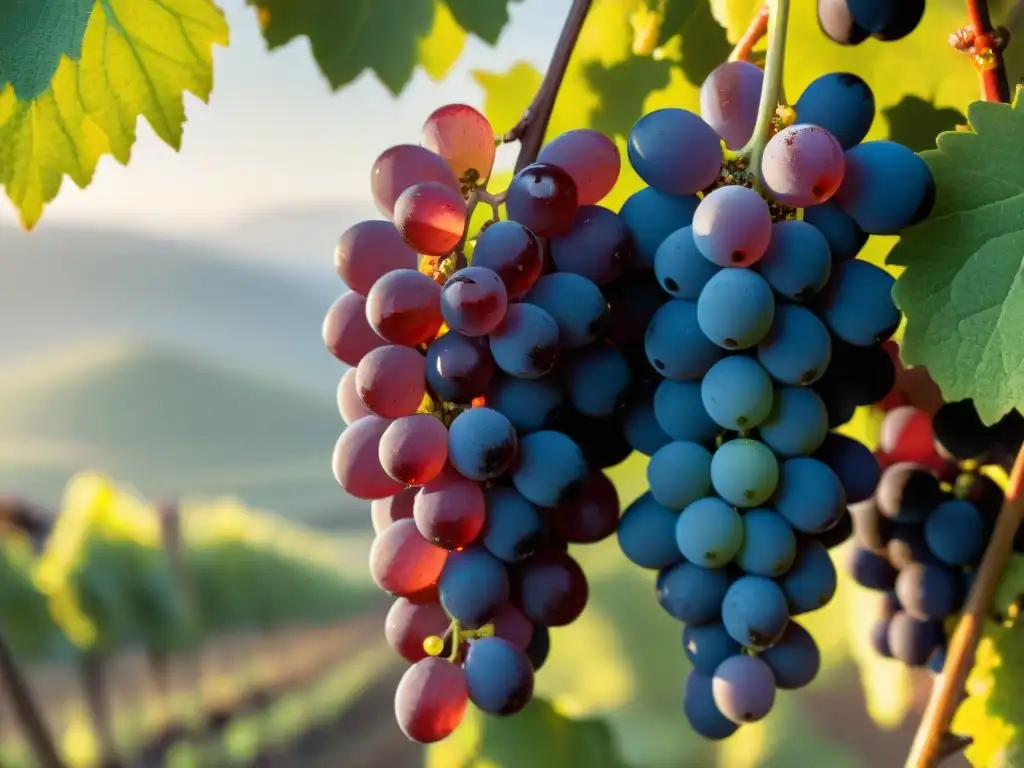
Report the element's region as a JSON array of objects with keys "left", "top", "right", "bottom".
[{"left": 4, "top": 0, "right": 1024, "bottom": 765}]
